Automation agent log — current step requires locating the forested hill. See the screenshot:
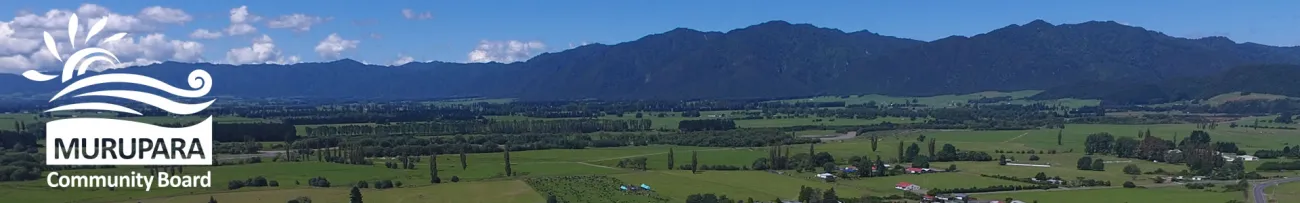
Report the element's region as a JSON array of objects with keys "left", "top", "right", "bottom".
[
  {"left": 3, "top": 20, "right": 1300, "bottom": 101},
  {"left": 1031, "top": 64, "right": 1300, "bottom": 105}
]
